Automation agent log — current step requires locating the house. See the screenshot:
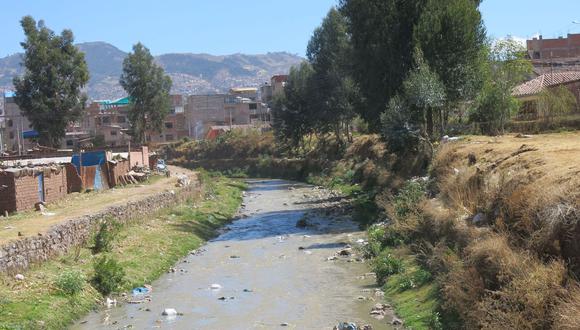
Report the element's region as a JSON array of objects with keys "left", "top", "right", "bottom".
[
  {"left": 147, "top": 95, "right": 189, "bottom": 144},
  {"left": 260, "top": 75, "right": 288, "bottom": 104},
  {"left": 527, "top": 34, "right": 580, "bottom": 60},
  {"left": 0, "top": 164, "right": 68, "bottom": 215},
  {"left": 0, "top": 91, "right": 36, "bottom": 154},
  {"left": 512, "top": 72, "right": 580, "bottom": 119}
]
